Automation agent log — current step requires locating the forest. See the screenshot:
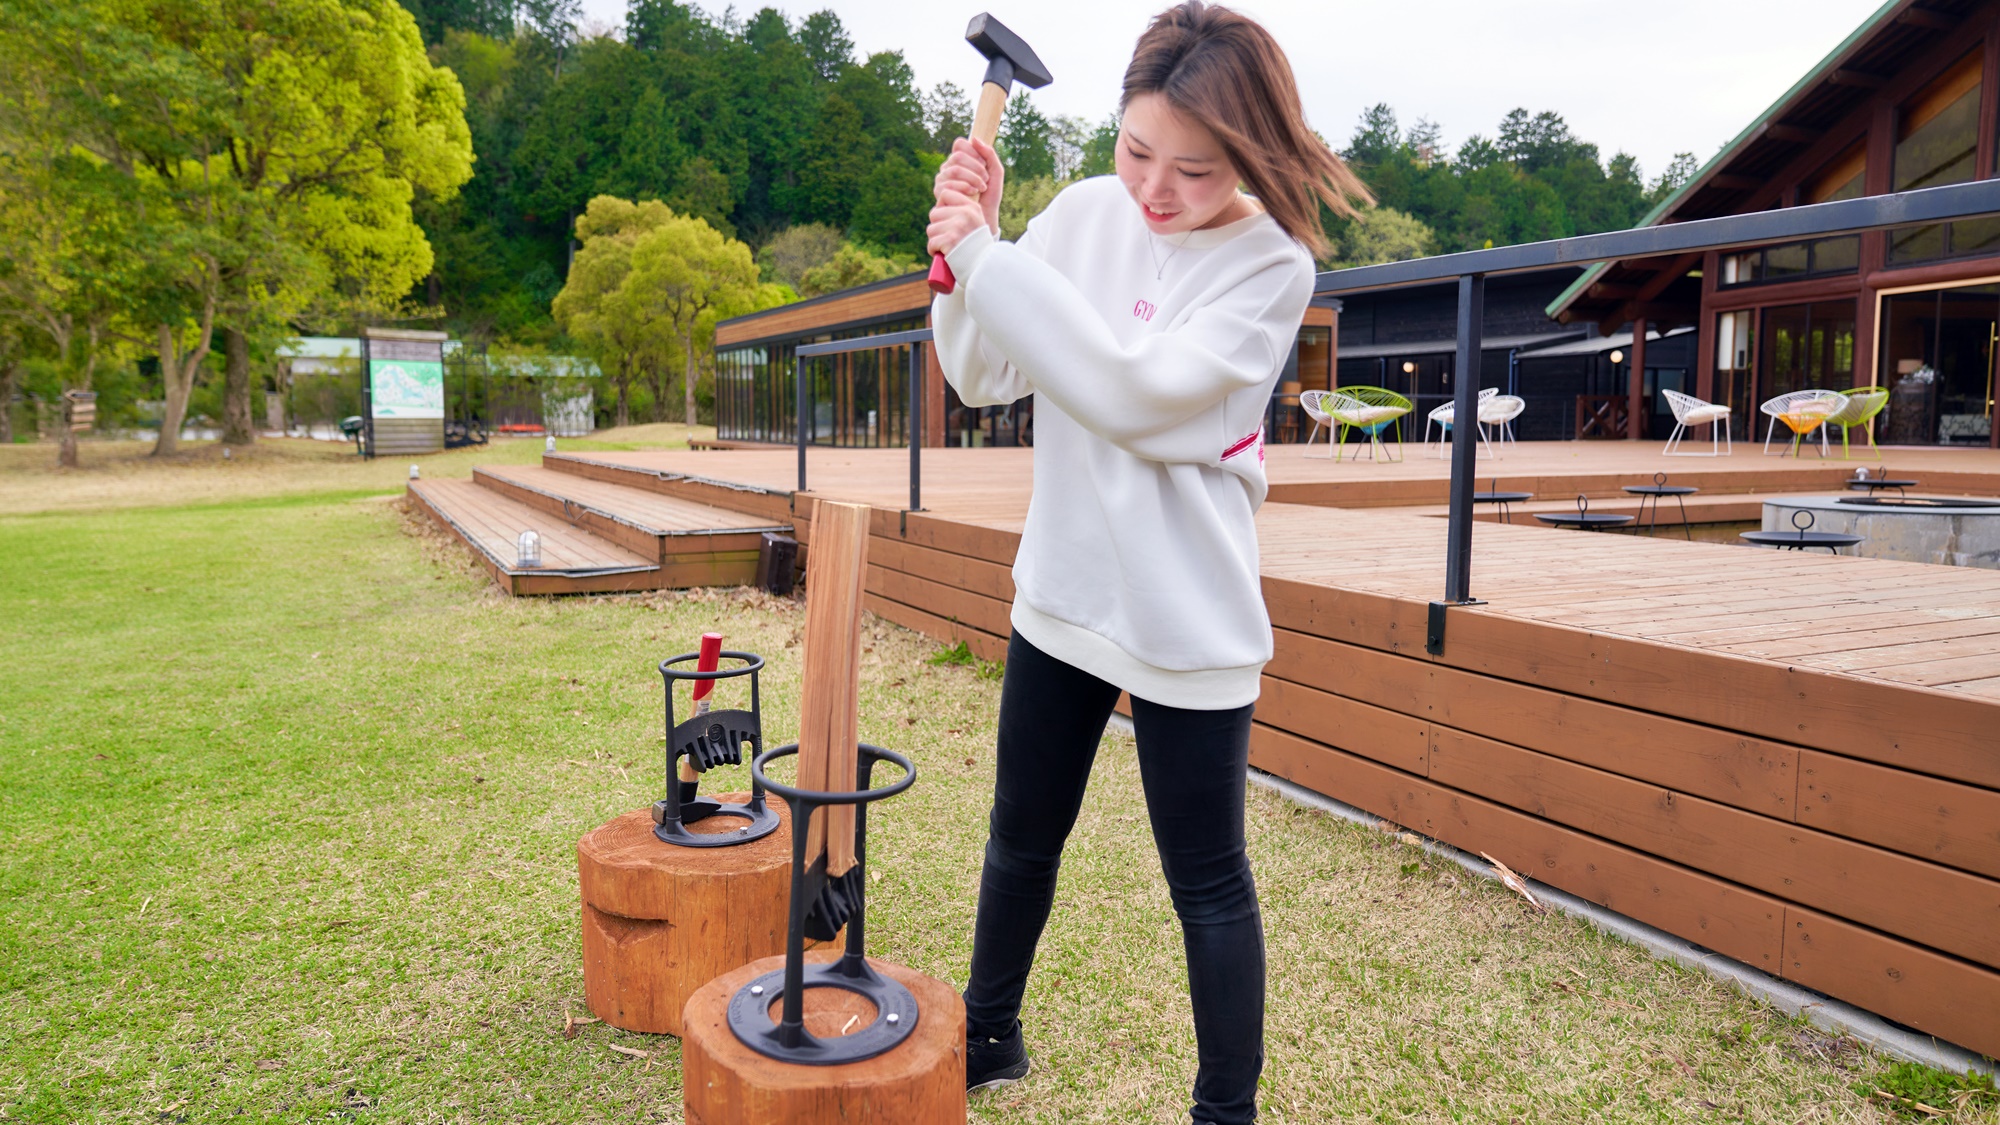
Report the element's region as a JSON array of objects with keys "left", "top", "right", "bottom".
[{"left": 1, "top": 0, "right": 1700, "bottom": 446}]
